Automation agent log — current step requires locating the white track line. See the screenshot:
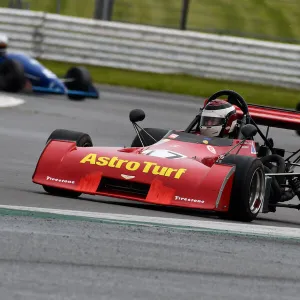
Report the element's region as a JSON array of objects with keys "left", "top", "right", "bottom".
[
  {"left": 1, "top": 205, "right": 300, "bottom": 239},
  {"left": 0, "top": 93, "right": 25, "bottom": 107}
]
